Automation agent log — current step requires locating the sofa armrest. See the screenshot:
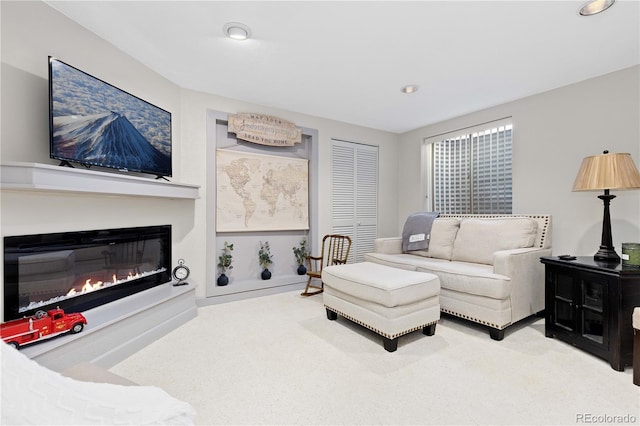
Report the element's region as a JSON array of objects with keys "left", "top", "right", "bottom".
[
  {"left": 493, "top": 248, "right": 547, "bottom": 273},
  {"left": 493, "top": 247, "right": 552, "bottom": 323},
  {"left": 373, "top": 237, "right": 403, "bottom": 254}
]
